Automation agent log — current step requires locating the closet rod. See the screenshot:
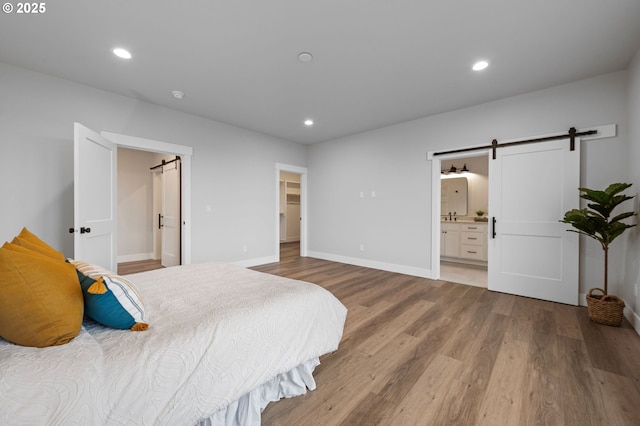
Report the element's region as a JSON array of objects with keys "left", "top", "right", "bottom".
[
  {"left": 433, "top": 127, "right": 597, "bottom": 159},
  {"left": 150, "top": 156, "right": 181, "bottom": 171}
]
